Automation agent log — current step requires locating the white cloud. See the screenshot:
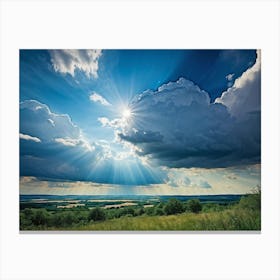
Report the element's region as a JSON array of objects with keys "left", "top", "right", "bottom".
[
  {"left": 166, "top": 169, "right": 191, "bottom": 187},
  {"left": 20, "top": 100, "right": 80, "bottom": 142},
  {"left": 89, "top": 92, "right": 111, "bottom": 106},
  {"left": 98, "top": 117, "right": 110, "bottom": 127},
  {"left": 20, "top": 100, "right": 94, "bottom": 151},
  {"left": 20, "top": 133, "right": 41, "bottom": 143},
  {"left": 49, "top": 49, "right": 102, "bottom": 78},
  {"left": 98, "top": 116, "right": 127, "bottom": 130},
  {"left": 48, "top": 118, "right": 55, "bottom": 126},
  {"left": 165, "top": 169, "right": 212, "bottom": 189},
  {"left": 55, "top": 137, "right": 94, "bottom": 151},
  {"left": 55, "top": 137, "right": 80, "bottom": 147},
  {"left": 216, "top": 50, "right": 261, "bottom": 118},
  {"left": 226, "top": 73, "right": 235, "bottom": 81}
]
